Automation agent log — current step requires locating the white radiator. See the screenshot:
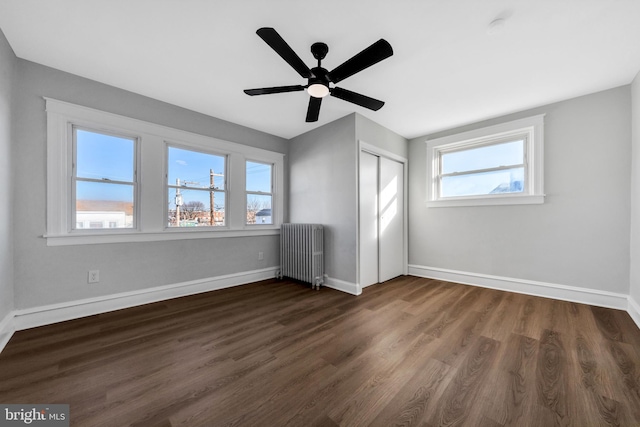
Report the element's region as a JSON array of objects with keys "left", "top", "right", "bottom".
[{"left": 280, "top": 223, "right": 324, "bottom": 289}]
